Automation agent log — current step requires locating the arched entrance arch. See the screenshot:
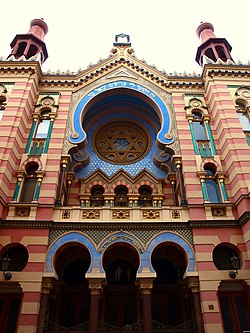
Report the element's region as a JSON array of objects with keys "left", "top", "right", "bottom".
[
  {"left": 101, "top": 241, "right": 140, "bottom": 328},
  {"left": 70, "top": 80, "right": 173, "bottom": 147},
  {"left": 97, "top": 230, "right": 144, "bottom": 273},
  {"left": 151, "top": 242, "right": 193, "bottom": 328},
  {"left": 139, "top": 232, "right": 195, "bottom": 273},
  {"left": 46, "top": 232, "right": 100, "bottom": 274}
]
